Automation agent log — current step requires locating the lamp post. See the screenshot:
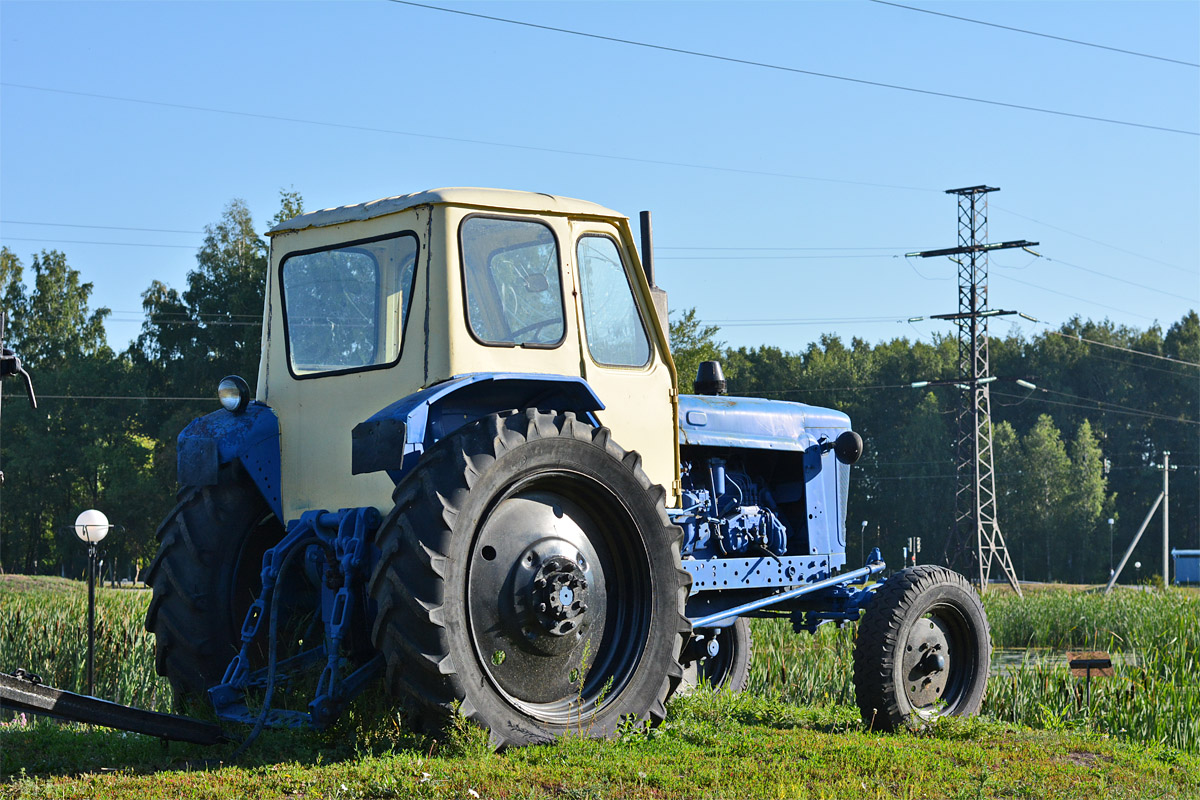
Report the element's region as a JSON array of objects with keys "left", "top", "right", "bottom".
[
  {"left": 860, "top": 521, "right": 868, "bottom": 566},
  {"left": 1108, "top": 518, "right": 1115, "bottom": 579},
  {"left": 74, "top": 509, "right": 111, "bottom": 697}
]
